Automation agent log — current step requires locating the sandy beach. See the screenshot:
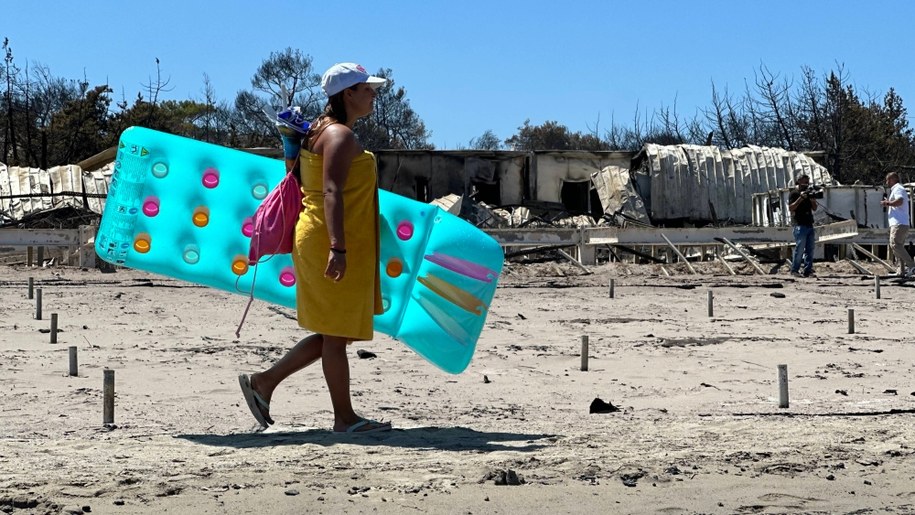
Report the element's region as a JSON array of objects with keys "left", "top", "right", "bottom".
[{"left": 1, "top": 260, "right": 914, "bottom": 514}]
